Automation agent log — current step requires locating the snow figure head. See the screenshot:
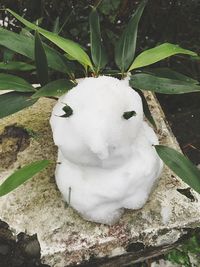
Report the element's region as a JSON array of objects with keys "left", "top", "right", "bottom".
[
  {"left": 51, "top": 76, "right": 143, "bottom": 167},
  {"left": 50, "top": 76, "right": 163, "bottom": 225}
]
